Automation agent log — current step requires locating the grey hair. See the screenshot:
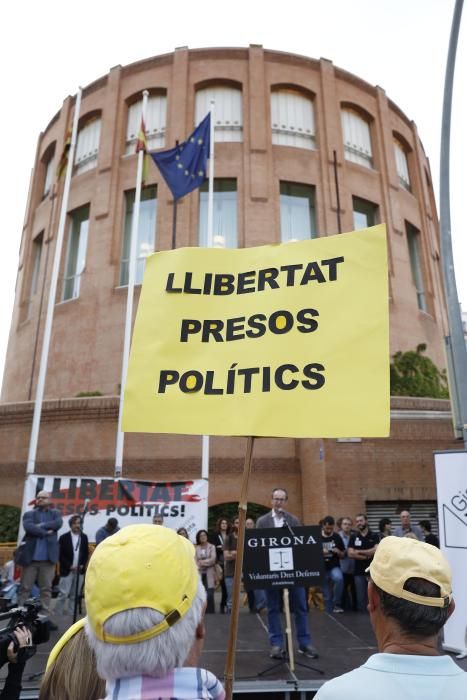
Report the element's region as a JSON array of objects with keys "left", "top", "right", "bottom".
[{"left": 86, "top": 580, "right": 206, "bottom": 681}]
